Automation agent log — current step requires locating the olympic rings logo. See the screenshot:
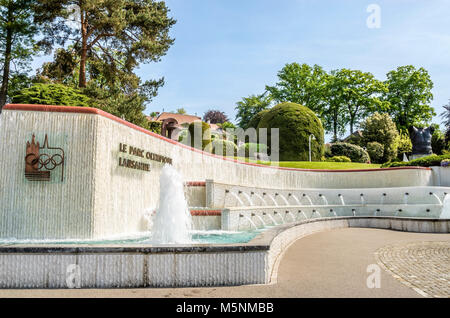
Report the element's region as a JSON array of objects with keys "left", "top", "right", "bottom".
[{"left": 25, "top": 153, "right": 64, "bottom": 171}]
